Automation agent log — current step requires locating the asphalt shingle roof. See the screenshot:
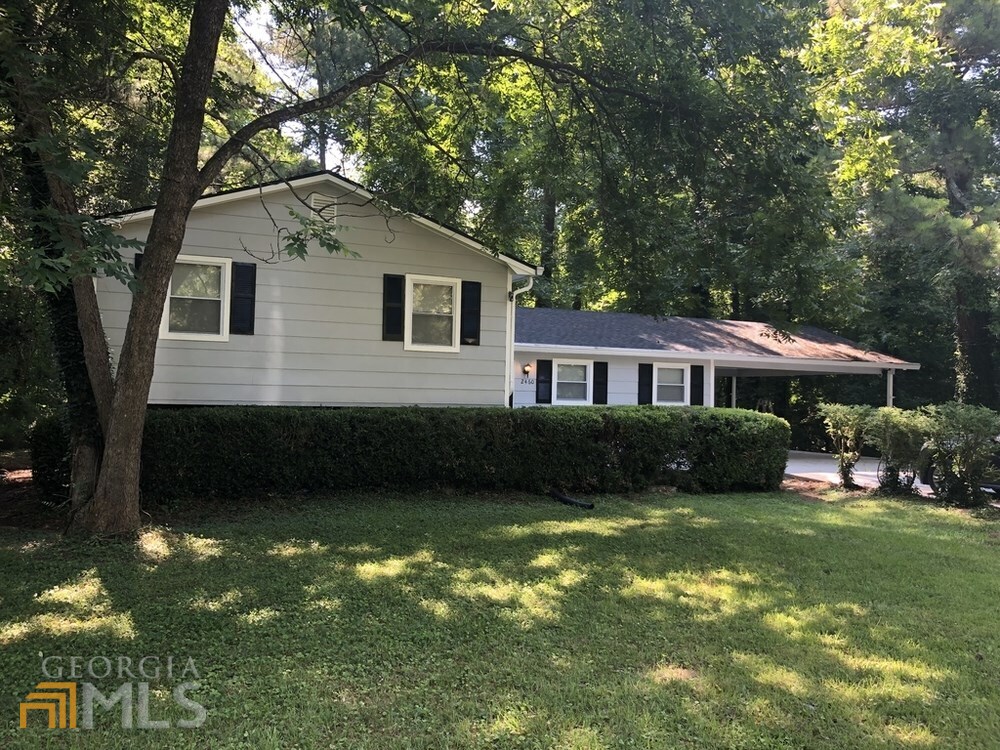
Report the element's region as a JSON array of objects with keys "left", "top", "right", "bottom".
[{"left": 514, "top": 307, "right": 913, "bottom": 366}]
